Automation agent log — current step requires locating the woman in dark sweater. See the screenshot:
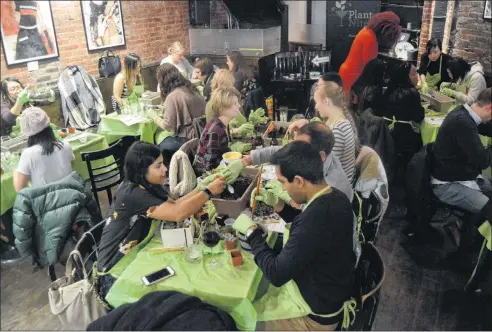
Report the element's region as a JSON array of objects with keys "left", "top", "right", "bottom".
[
  {"left": 417, "top": 38, "right": 452, "bottom": 91},
  {"left": 382, "top": 62, "right": 425, "bottom": 162}
]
